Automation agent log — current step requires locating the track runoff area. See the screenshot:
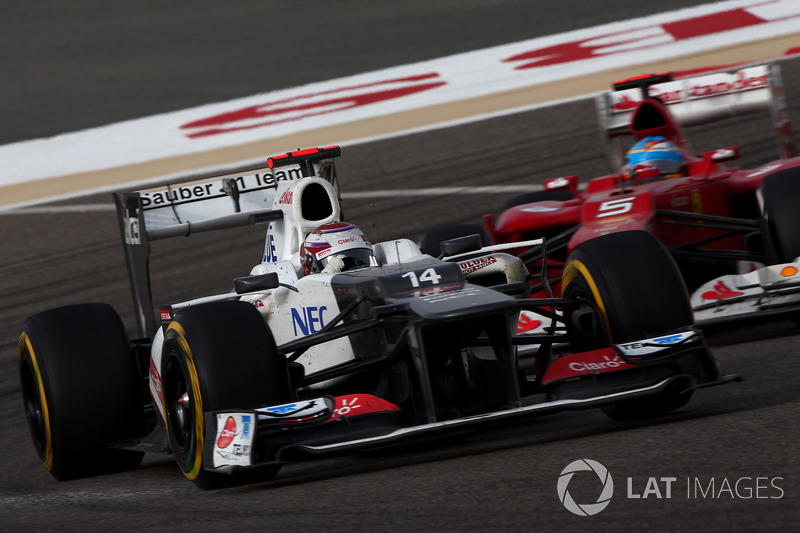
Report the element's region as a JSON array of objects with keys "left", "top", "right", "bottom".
[{"left": 2, "top": 0, "right": 800, "bottom": 212}]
